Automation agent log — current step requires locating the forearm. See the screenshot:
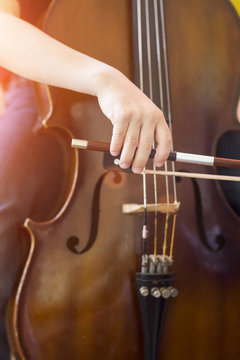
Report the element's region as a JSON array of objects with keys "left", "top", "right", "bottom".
[
  {"left": 0, "top": 8, "right": 172, "bottom": 172},
  {"left": 0, "top": 11, "right": 113, "bottom": 96}
]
